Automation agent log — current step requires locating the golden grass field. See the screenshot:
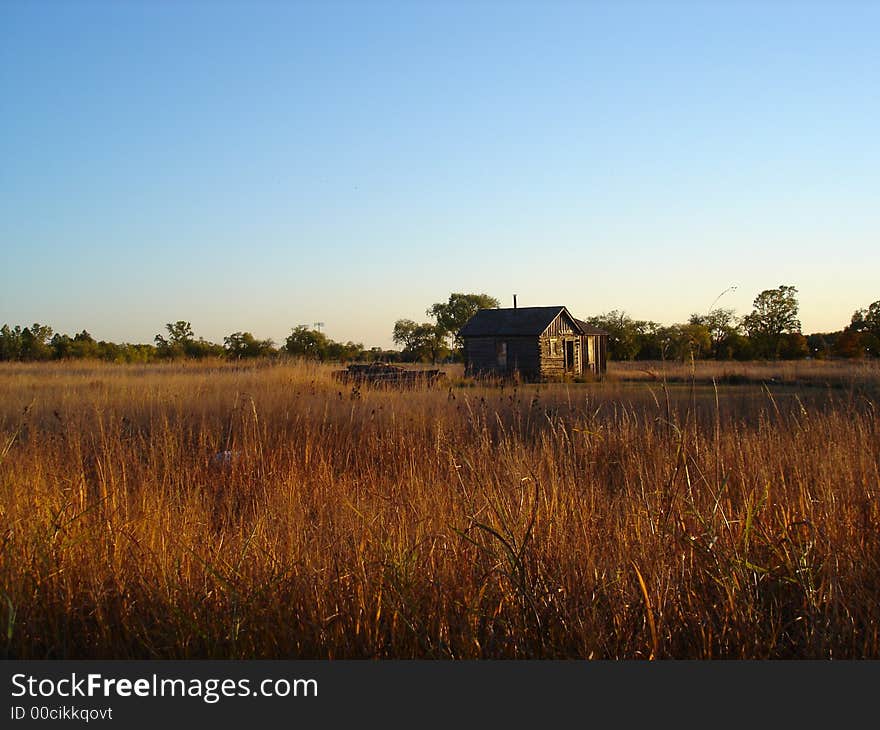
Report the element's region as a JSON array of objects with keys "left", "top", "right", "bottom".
[{"left": 1, "top": 358, "right": 878, "bottom": 658}]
